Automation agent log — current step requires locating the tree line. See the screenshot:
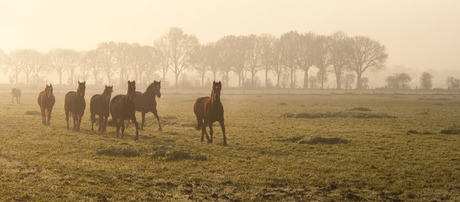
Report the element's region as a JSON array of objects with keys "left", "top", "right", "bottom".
[{"left": 1, "top": 27, "right": 458, "bottom": 89}]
